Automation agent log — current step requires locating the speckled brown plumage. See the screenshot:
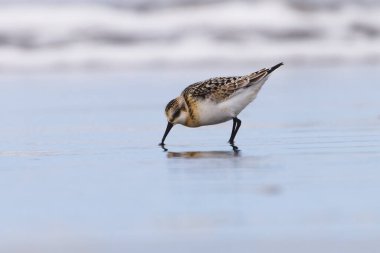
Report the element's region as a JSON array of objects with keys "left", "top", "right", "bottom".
[{"left": 181, "top": 68, "right": 269, "bottom": 104}]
